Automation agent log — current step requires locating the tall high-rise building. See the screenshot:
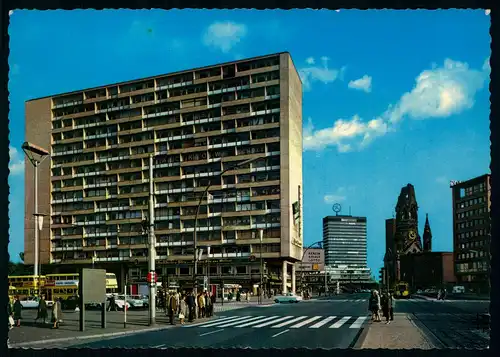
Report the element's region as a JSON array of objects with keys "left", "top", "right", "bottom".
[
  {"left": 23, "top": 52, "right": 303, "bottom": 292},
  {"left": 322, "top": 215, "right": 367, "bottom": 268},
  {"left": 451, "top": 174, "right": 491, "bottom": 293}
]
